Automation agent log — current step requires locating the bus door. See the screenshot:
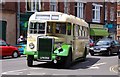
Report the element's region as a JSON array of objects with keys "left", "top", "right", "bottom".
[{"left": 72, "top": 25, "right": 83, "bottom": 60}]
